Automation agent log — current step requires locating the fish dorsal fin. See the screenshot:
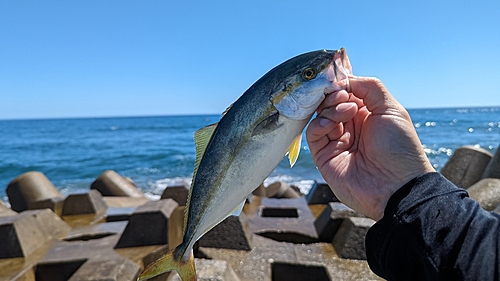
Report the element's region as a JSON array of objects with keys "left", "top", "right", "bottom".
[
  {"left": 287, "top": 134, "right": 302, "bottom": 167},
  {"left": 193, "top": 123, "right": 218, "bottom": 179},
  {"left": 222, "top": 103, "right": 233, "bottom": 116},
  {"left": 185, "top": 123, "right": 217, "bottom": 233}
]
